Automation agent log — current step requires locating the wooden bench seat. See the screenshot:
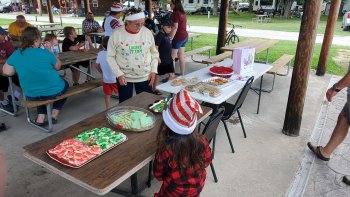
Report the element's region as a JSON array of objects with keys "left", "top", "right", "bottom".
[
  {"left": 202, "top": 51, "right": 232, "bottom": 65},
  {"left": 264, "top": 54, "right": 294, "bottom": 92},
  {"left": 185, "top": 46, "right": 214, "bottom": 63},
  {"left": 22, "top": 79, "right": 103, "bottom": 132}
]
